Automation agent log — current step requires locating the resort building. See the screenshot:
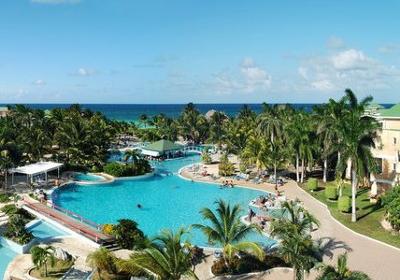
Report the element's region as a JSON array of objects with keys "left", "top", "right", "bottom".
[
  {"left": 370, "top": 104, "right": 400, "bottom": 195},
  {"left": 141, "top": 139, "right": 183, "bottom": 158},
  {"left": 0, "top": 106, "right": 9, "bottom": 117}
]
